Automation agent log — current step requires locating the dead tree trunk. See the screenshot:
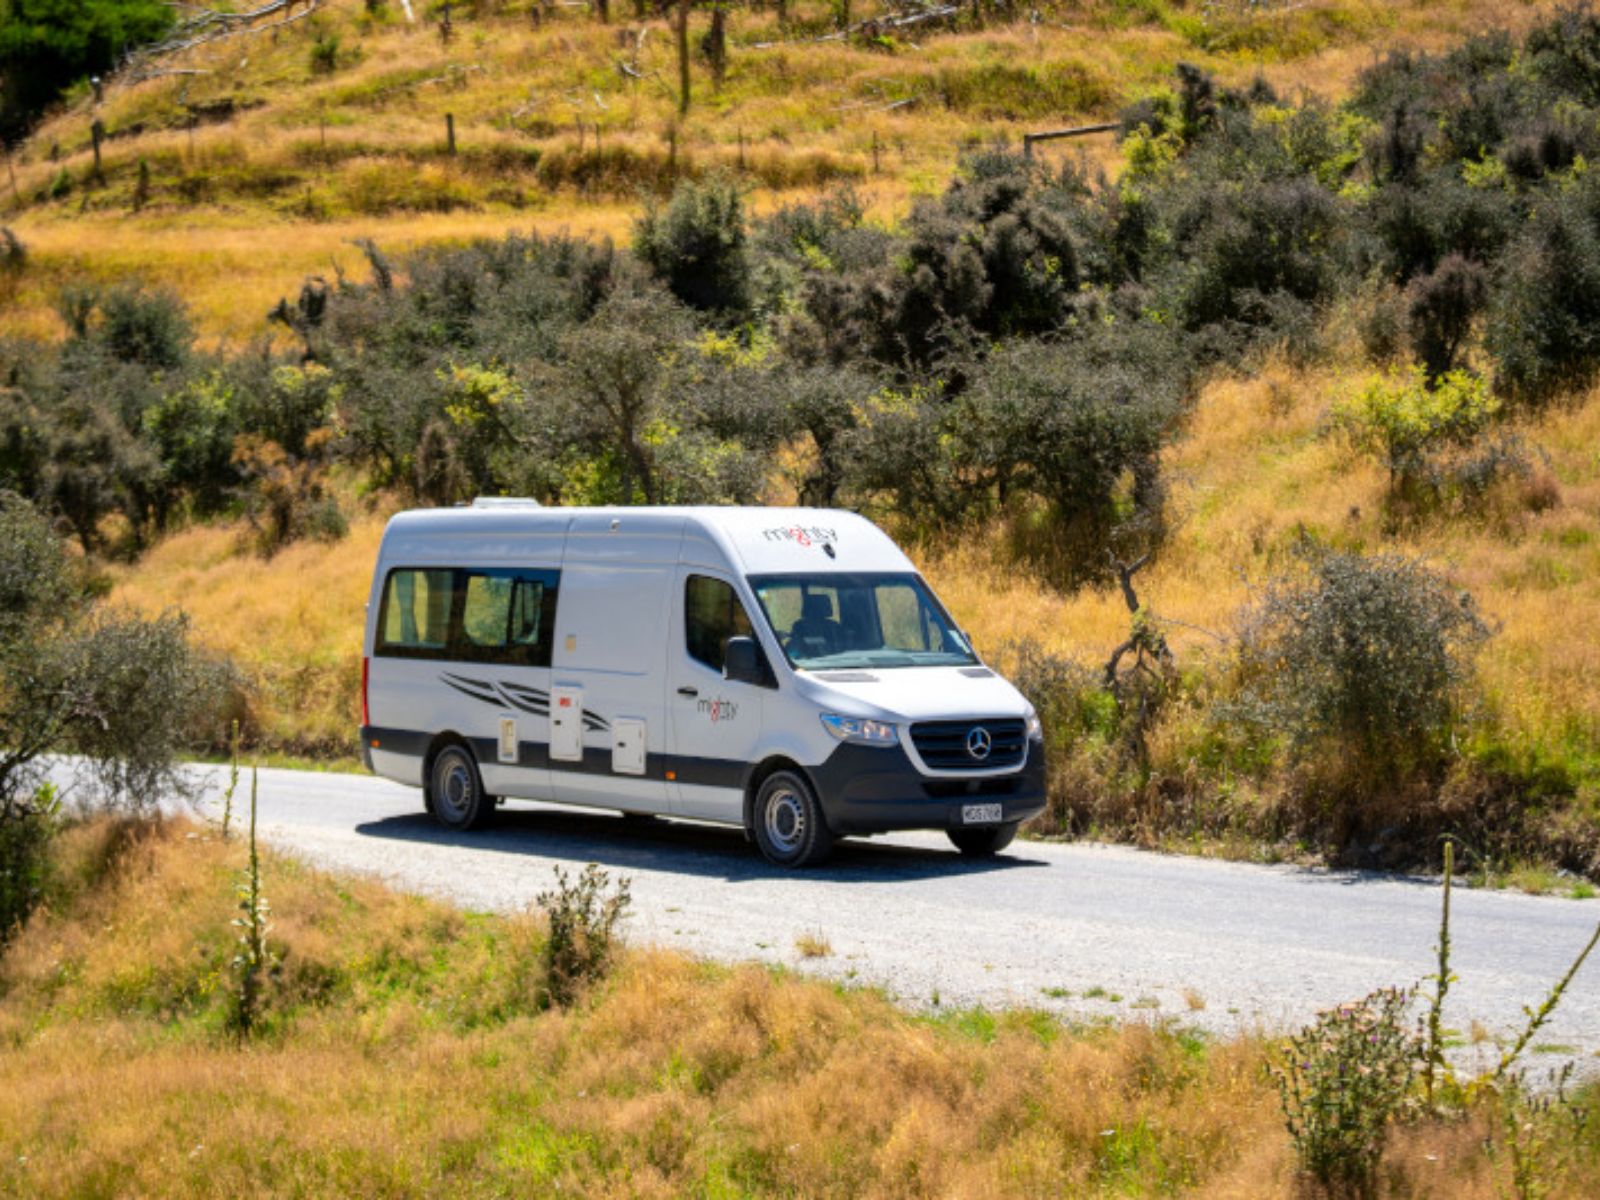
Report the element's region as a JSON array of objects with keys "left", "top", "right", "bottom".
[
  {"left": 676, "top": 0, "right": 691, "bottom": 117},
  {"left": 706, "top": 5, "right": 727, "bottom": 92}
]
